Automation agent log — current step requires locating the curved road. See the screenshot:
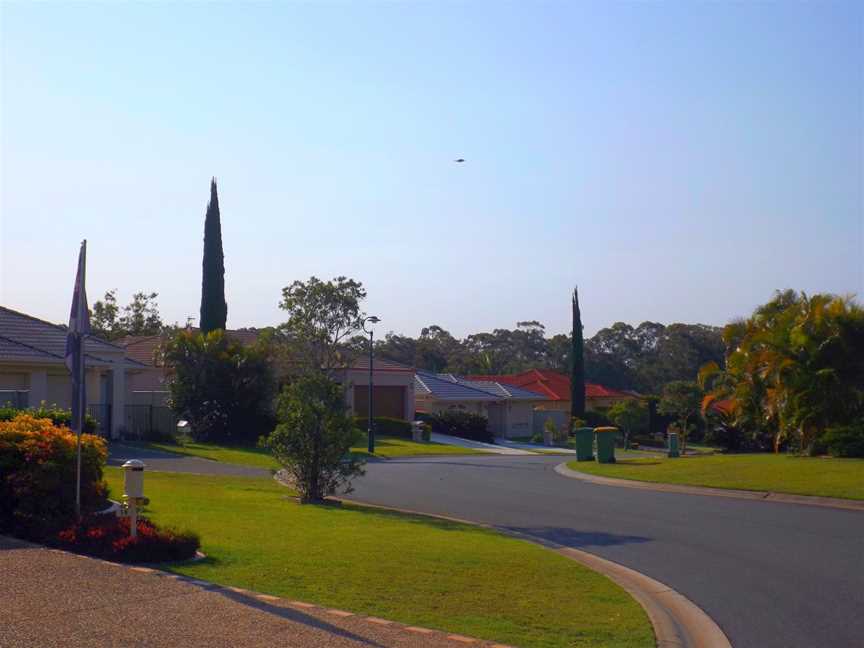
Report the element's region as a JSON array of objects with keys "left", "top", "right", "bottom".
[{"left": 348, "top": 454, "right": 864, "bottom": 648}]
